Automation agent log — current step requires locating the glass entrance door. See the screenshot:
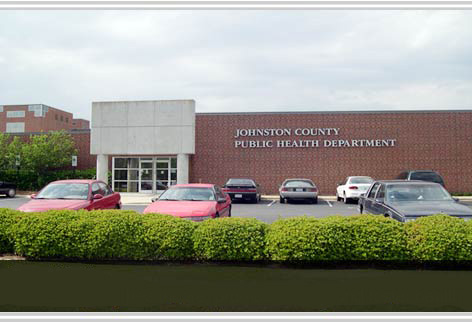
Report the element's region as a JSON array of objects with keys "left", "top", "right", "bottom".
[
  {"left": 139, "top": 159, "right": 153, "bottom": 193},
  {"left": 156, "top": 159, "right": 170, "bottom": 191}
]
